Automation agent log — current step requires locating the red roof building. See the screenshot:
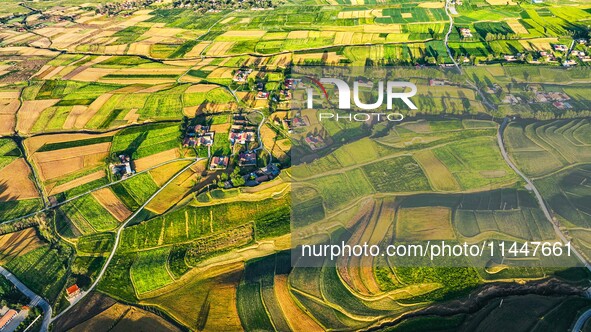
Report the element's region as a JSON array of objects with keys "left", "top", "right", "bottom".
[
  {"left": 0, "top": 309, "right": 17, "bottom": 330},
  {"left": 66, "top": 284, "right": 80, "bottom": 298}
]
